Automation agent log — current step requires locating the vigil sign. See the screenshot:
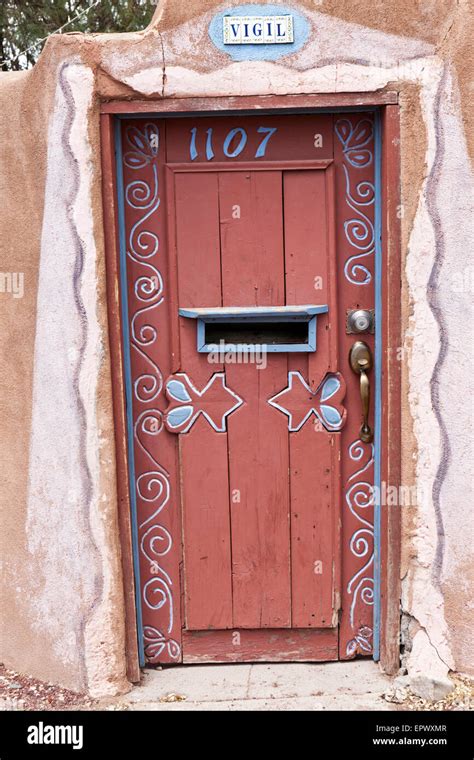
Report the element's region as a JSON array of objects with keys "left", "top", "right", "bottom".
[{"left": 223, "top": 14, "right": 294, "bottom": 45}]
